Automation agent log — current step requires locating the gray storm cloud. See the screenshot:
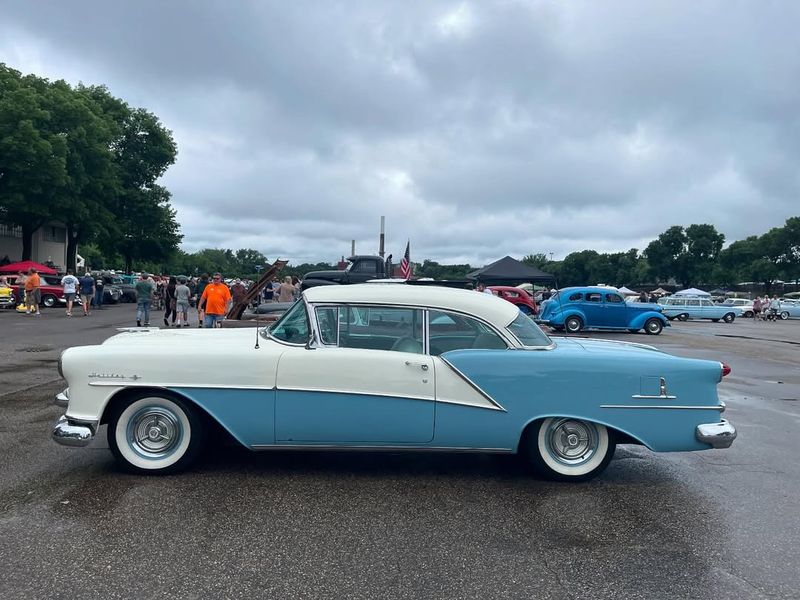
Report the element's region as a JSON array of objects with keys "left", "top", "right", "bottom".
[{"left": 1, "top": 1, "right": 798, "bottom": 265}]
